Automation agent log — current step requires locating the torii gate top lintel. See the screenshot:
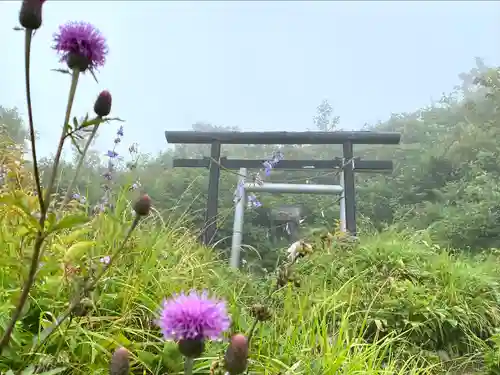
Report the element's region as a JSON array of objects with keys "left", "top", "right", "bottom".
[{"left": 165, "top": 130, "right": 401, "bottom": 145}]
